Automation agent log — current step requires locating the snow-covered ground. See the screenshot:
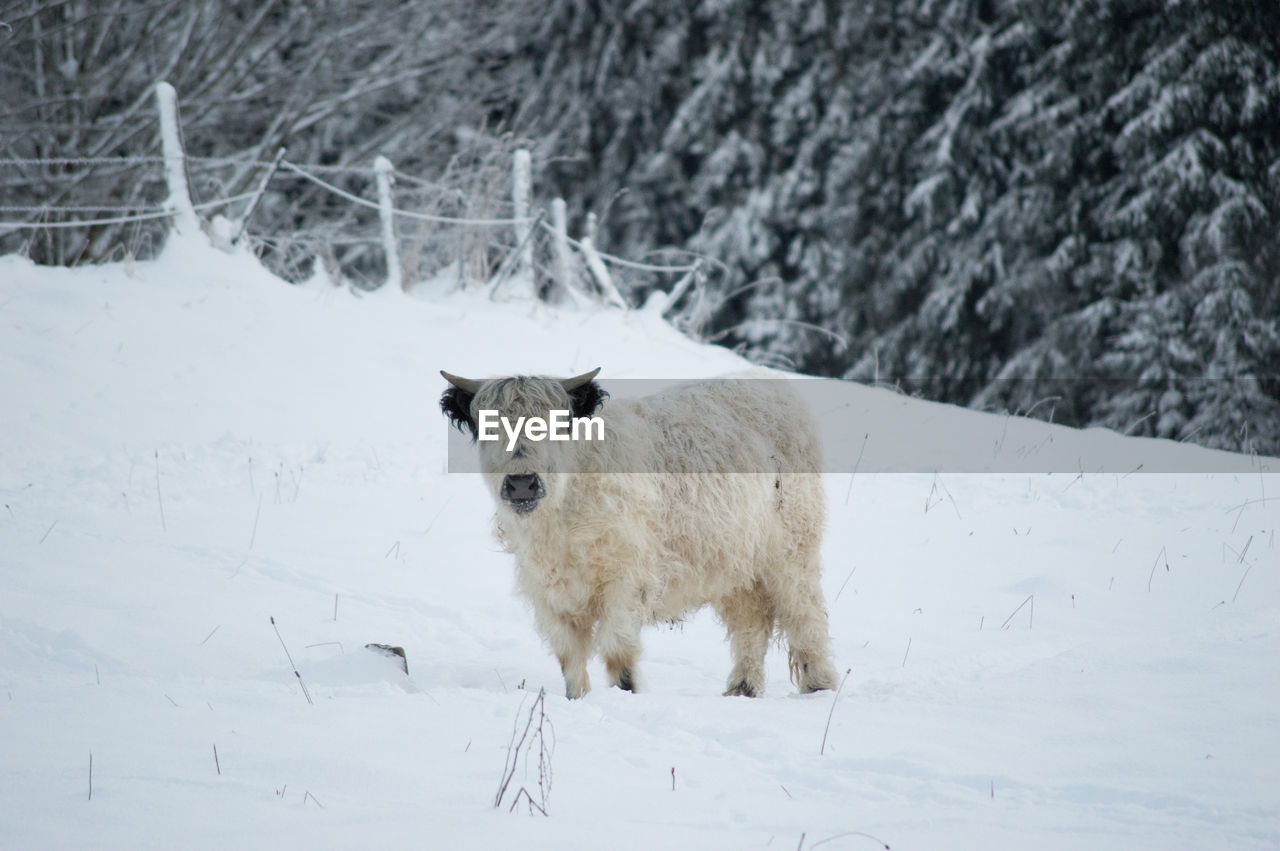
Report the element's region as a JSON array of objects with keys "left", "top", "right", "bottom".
[{"left": 2, "top": 236, "right": 1277, "bottom": 849}]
